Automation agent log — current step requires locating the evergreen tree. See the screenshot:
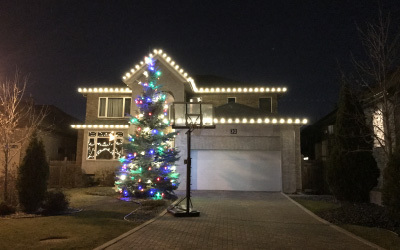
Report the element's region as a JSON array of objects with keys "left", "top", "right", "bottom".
[
  {"left": 382, "top": 148, "right": 400, "bottom": 221},
  {"left": 327, "top": 83, "right": 380, "bottom": 202},
  {"left": 115, "top": 56, "right": 180, "bottom": 199},
  {"left": 17, "top": 131, "right": 49, "bottom": 212}
]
